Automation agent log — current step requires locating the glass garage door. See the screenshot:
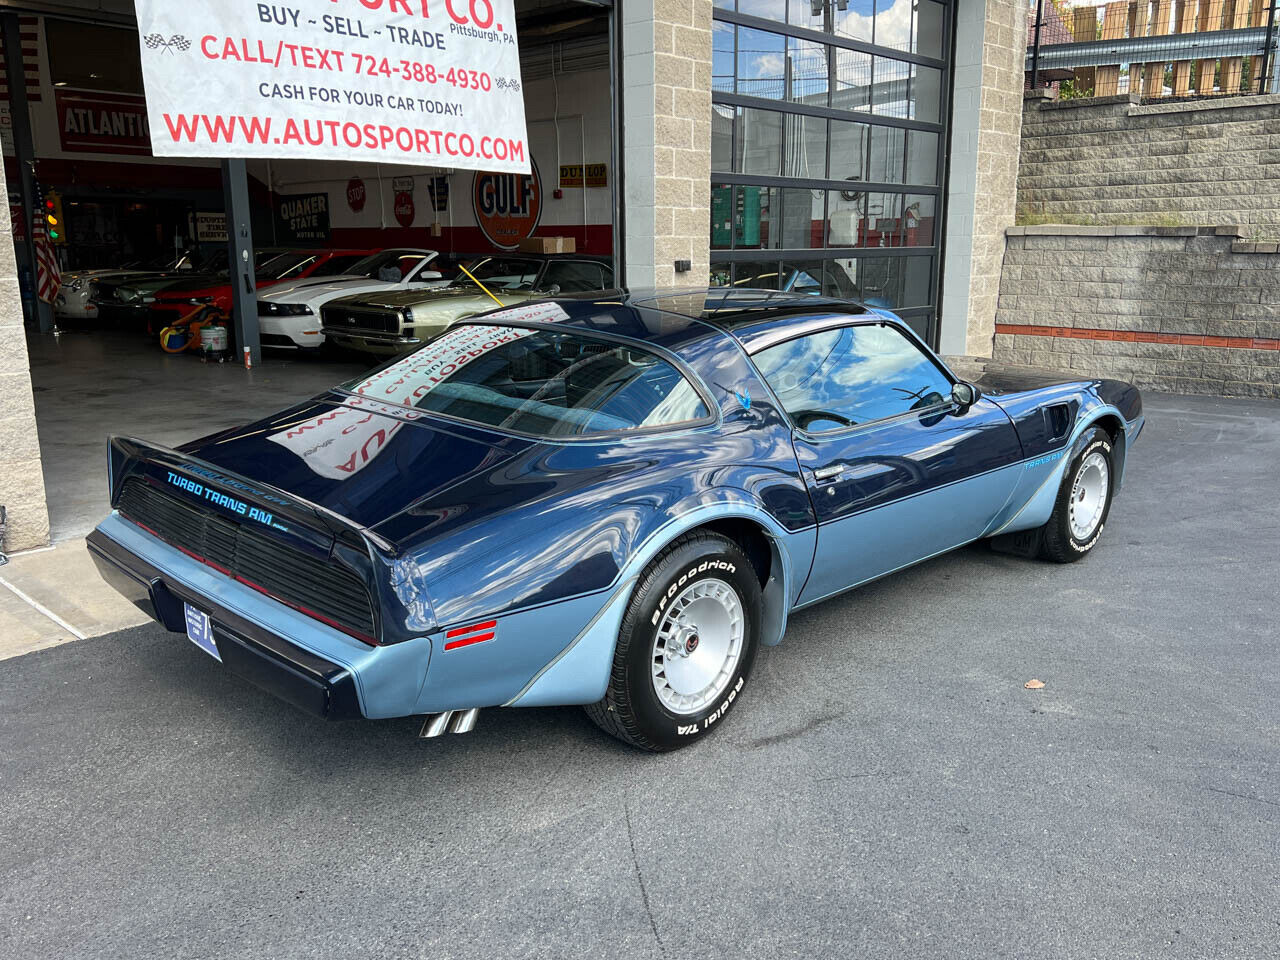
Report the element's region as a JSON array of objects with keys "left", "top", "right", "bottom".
[{"left": 710, "top": 0, "right": 951, "bottom": 343}]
